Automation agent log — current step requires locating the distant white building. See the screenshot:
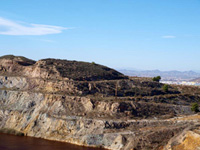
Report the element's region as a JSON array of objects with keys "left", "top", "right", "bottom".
[{"left": 161, "top": 81, "right": 200, "bottom": 86}]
